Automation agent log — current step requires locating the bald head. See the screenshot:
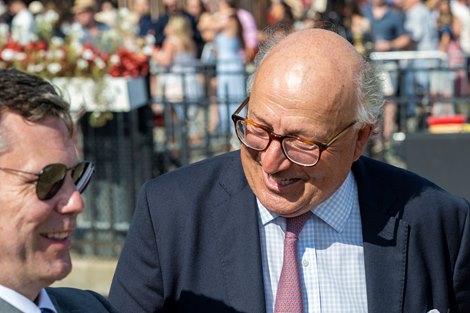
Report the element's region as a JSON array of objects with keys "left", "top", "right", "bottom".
[
  {"left": 257, "top": 29, "right": 362, "bottom": 88},
  {"left": 269, "top": 28, "right": 361, "bottom": 62},
  {"left": 251, "top": 29, "right": 364, "bottom": 121},
  {"left": 247, "top": 28, "right": 383, "bottom": 128}
]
